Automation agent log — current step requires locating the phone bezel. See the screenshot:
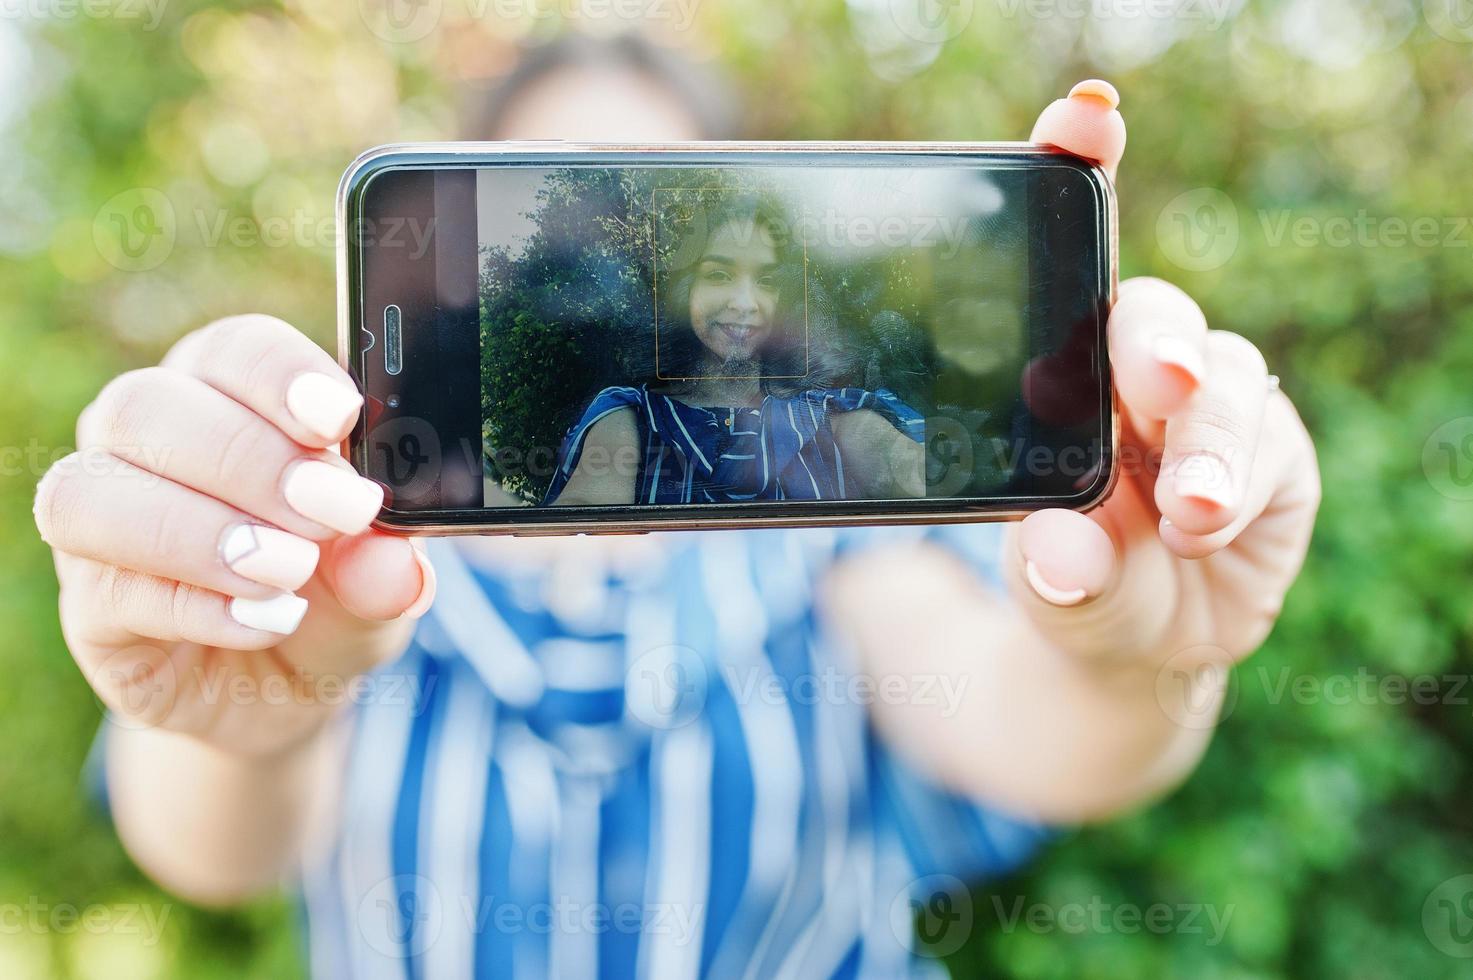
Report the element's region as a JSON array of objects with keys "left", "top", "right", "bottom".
[{"left": 338, "top": 141, "right": 1120, "bottom": 536}]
